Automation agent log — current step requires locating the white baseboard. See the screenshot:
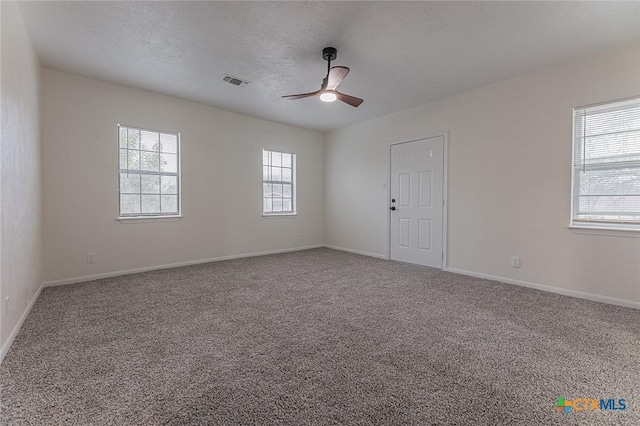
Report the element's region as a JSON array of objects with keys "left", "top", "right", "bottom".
[
  {"left": 1, "top": 282, "right": 44, "bottom": 364},
  {"left": 446, "top": 267, "right": 640, "bottom": 310},
  {"left": 44, "top": 245, "right": 324, "bottom": 287},
  {"left": 323, "top": 245, "right": 389, "bottom": 260}
]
